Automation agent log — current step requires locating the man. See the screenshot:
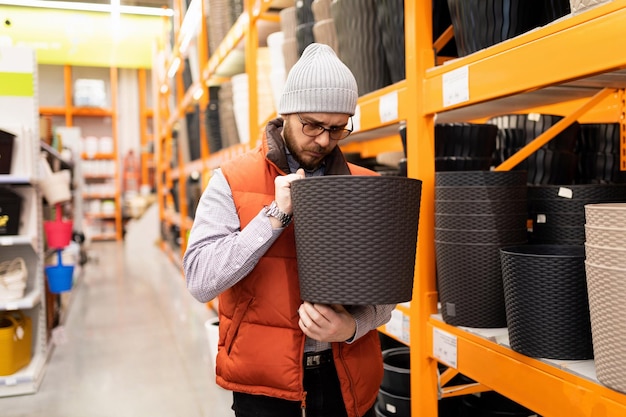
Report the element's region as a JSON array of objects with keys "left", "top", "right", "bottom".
[{"left": 183, "top": 43, "right": 396, "bottom": 417}]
